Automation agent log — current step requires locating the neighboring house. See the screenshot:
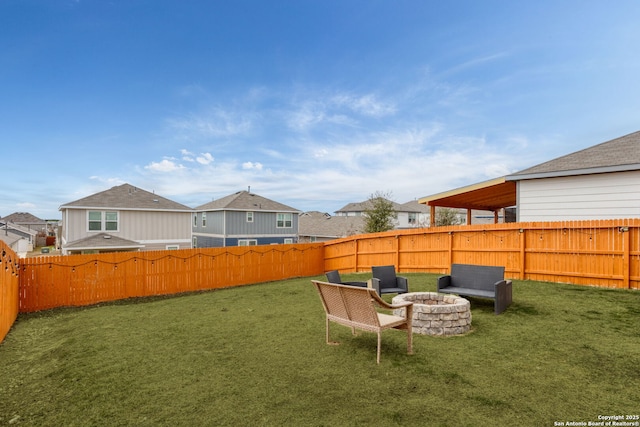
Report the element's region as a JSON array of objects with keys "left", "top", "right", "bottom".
[
  {"left": 298, "top": 211, "right": 365, "bottom": 242},
  {"left": 59, "top": 183, "right": 193, "bottom": 255},
  {"left": 506, "top": 130, "right": 640, "bottom": 222},
  {"left": 192, "top": 190, "right": 300, "bottom": 247},
  {"left": 398, "top": 200, "right": 431, "bottom": 228},
  {"left": 0, "top": 219, "right": 37, "bottom": 257},
  {"left": 1, "top": 212, "right": 48, "bottom": 234},
  {"left": 335, "top": 199, "right": 433, "bottom": 229}
]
